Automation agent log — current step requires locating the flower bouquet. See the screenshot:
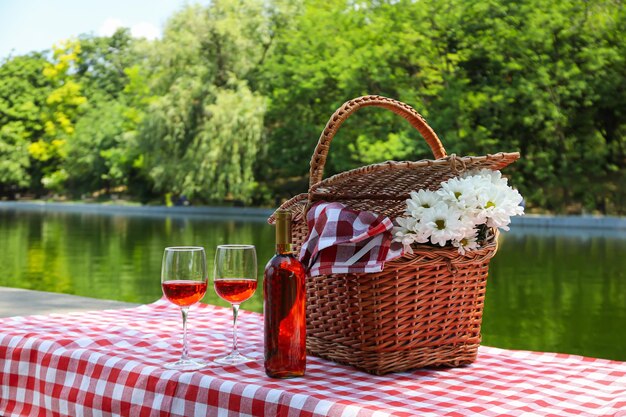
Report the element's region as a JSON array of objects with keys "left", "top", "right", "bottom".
[{"left": 393, "top": 169, "right": 524, "bottom": 255}]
